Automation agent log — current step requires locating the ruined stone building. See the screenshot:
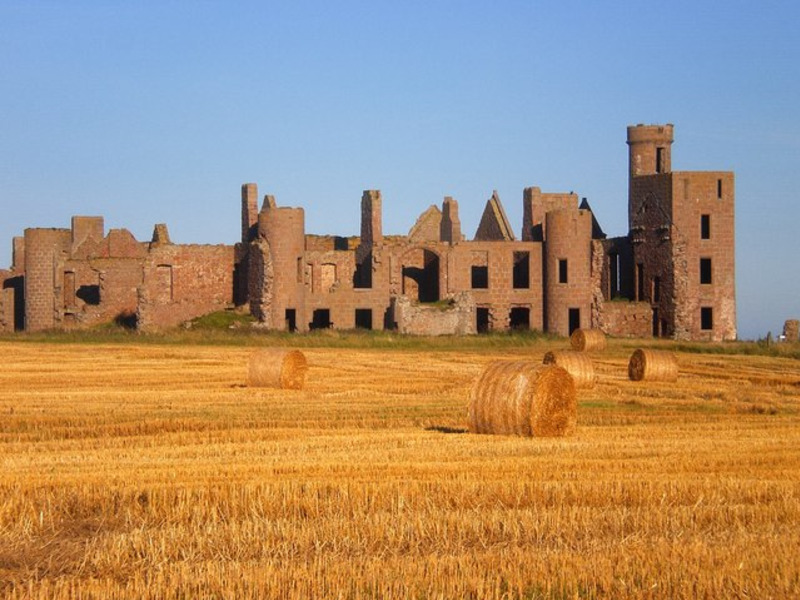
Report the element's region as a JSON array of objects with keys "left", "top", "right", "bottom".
[{"left": 0, "top": 124, "right": 736, "bottom": 341}]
